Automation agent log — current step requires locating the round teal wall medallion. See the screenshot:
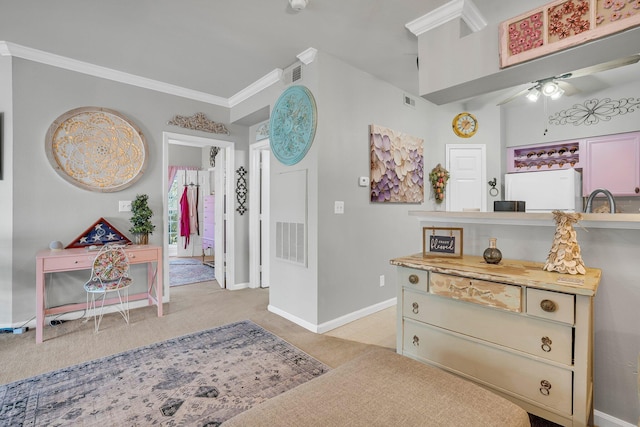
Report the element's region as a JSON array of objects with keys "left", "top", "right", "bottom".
[{"left": 269, "top": 85, "right": 317, "bottom": 165}]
